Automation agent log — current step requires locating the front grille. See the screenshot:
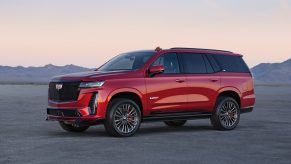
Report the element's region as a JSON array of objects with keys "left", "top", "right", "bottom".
[
  {"left": 49, "top": 81, "right": 80, "bottom": 102},
  {"left": 47, "top": 108, "right": 82, "bottom": 117}
]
